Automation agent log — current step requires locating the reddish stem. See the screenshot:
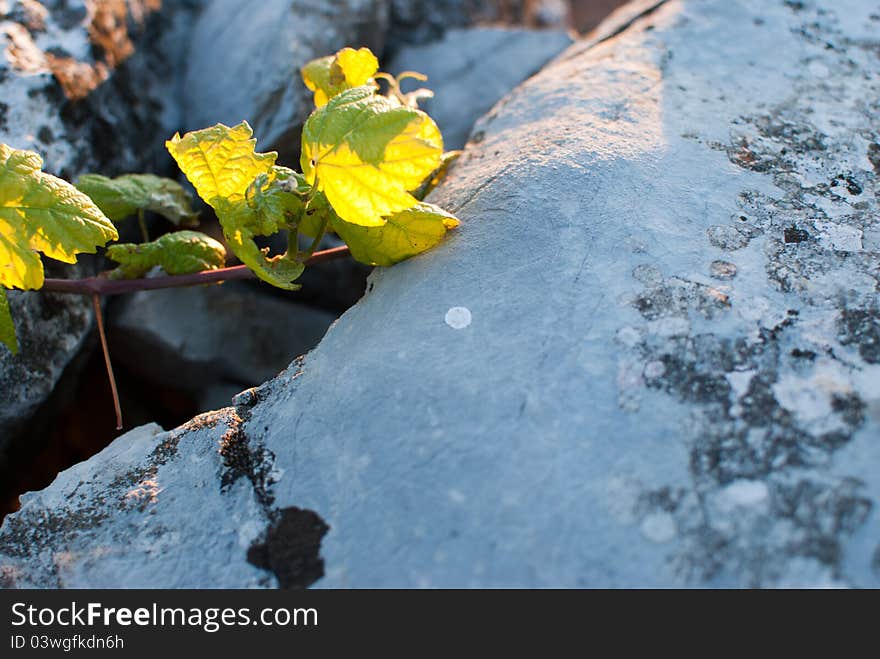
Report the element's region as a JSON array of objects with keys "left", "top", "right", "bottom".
[
  {"left": 41, "top": 245, "right": 351, "bottom": 297},
  {"left": 92, "top": 293, "right": 123, "bottom": 430}
]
